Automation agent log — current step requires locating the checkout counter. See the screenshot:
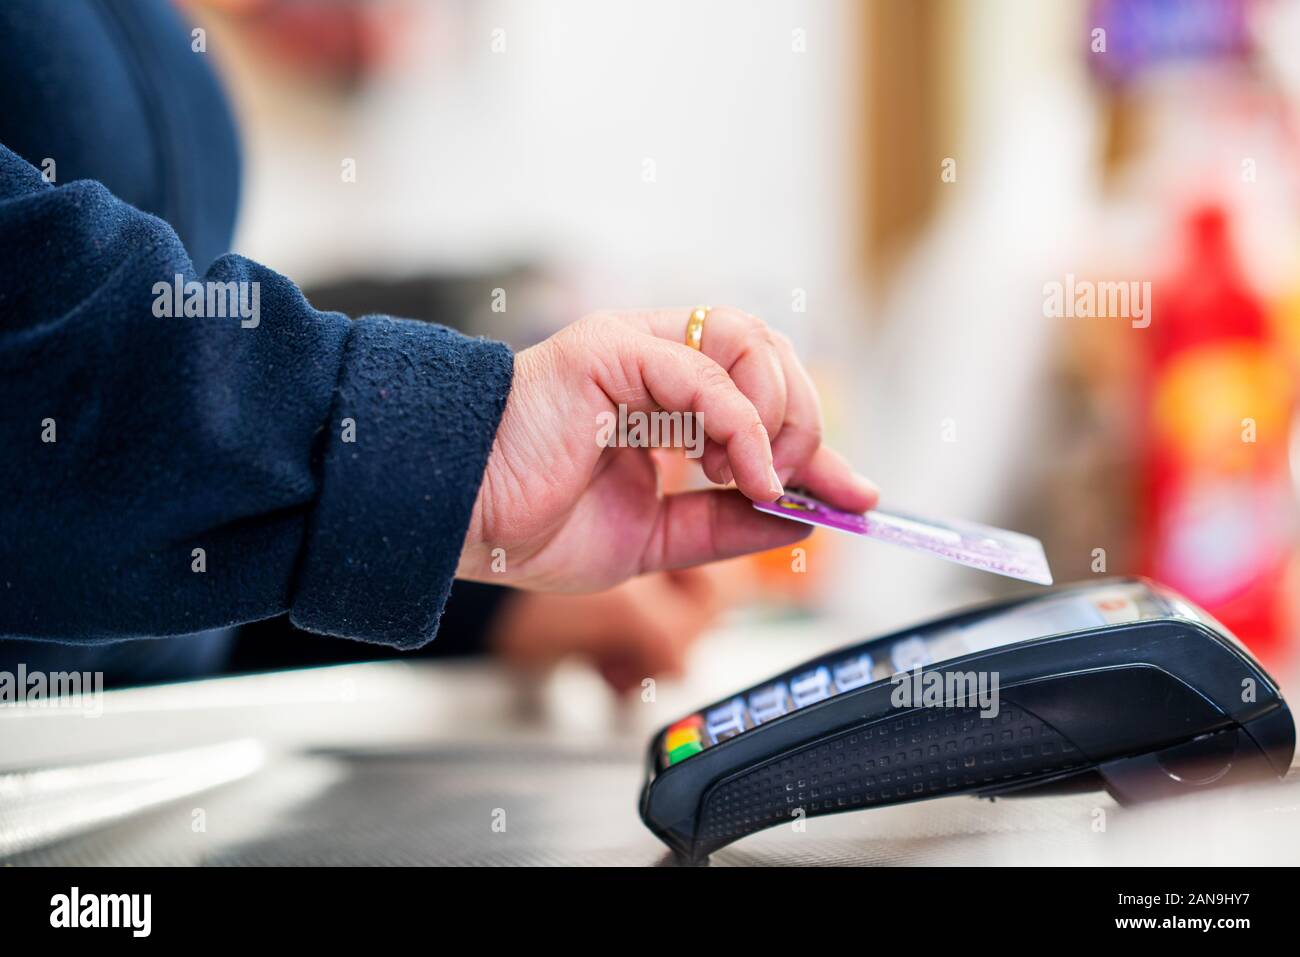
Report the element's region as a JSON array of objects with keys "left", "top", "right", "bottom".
[{"left": 2, "top": 595, "right": 1297, "bottom": 867}]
